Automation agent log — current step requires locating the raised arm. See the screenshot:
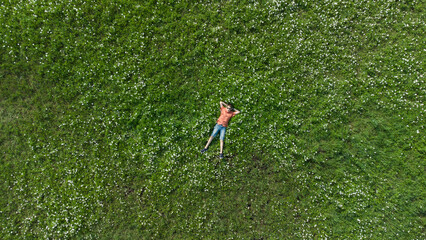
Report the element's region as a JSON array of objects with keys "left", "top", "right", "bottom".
[{"left": 220, "top": 101, "right": 228, "bottom": 108}]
